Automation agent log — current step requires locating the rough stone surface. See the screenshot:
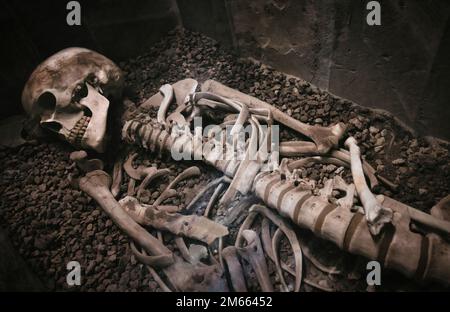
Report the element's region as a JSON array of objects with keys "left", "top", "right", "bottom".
[{"left": 226, "top": 0, "right": 450, "bottom": 139}]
